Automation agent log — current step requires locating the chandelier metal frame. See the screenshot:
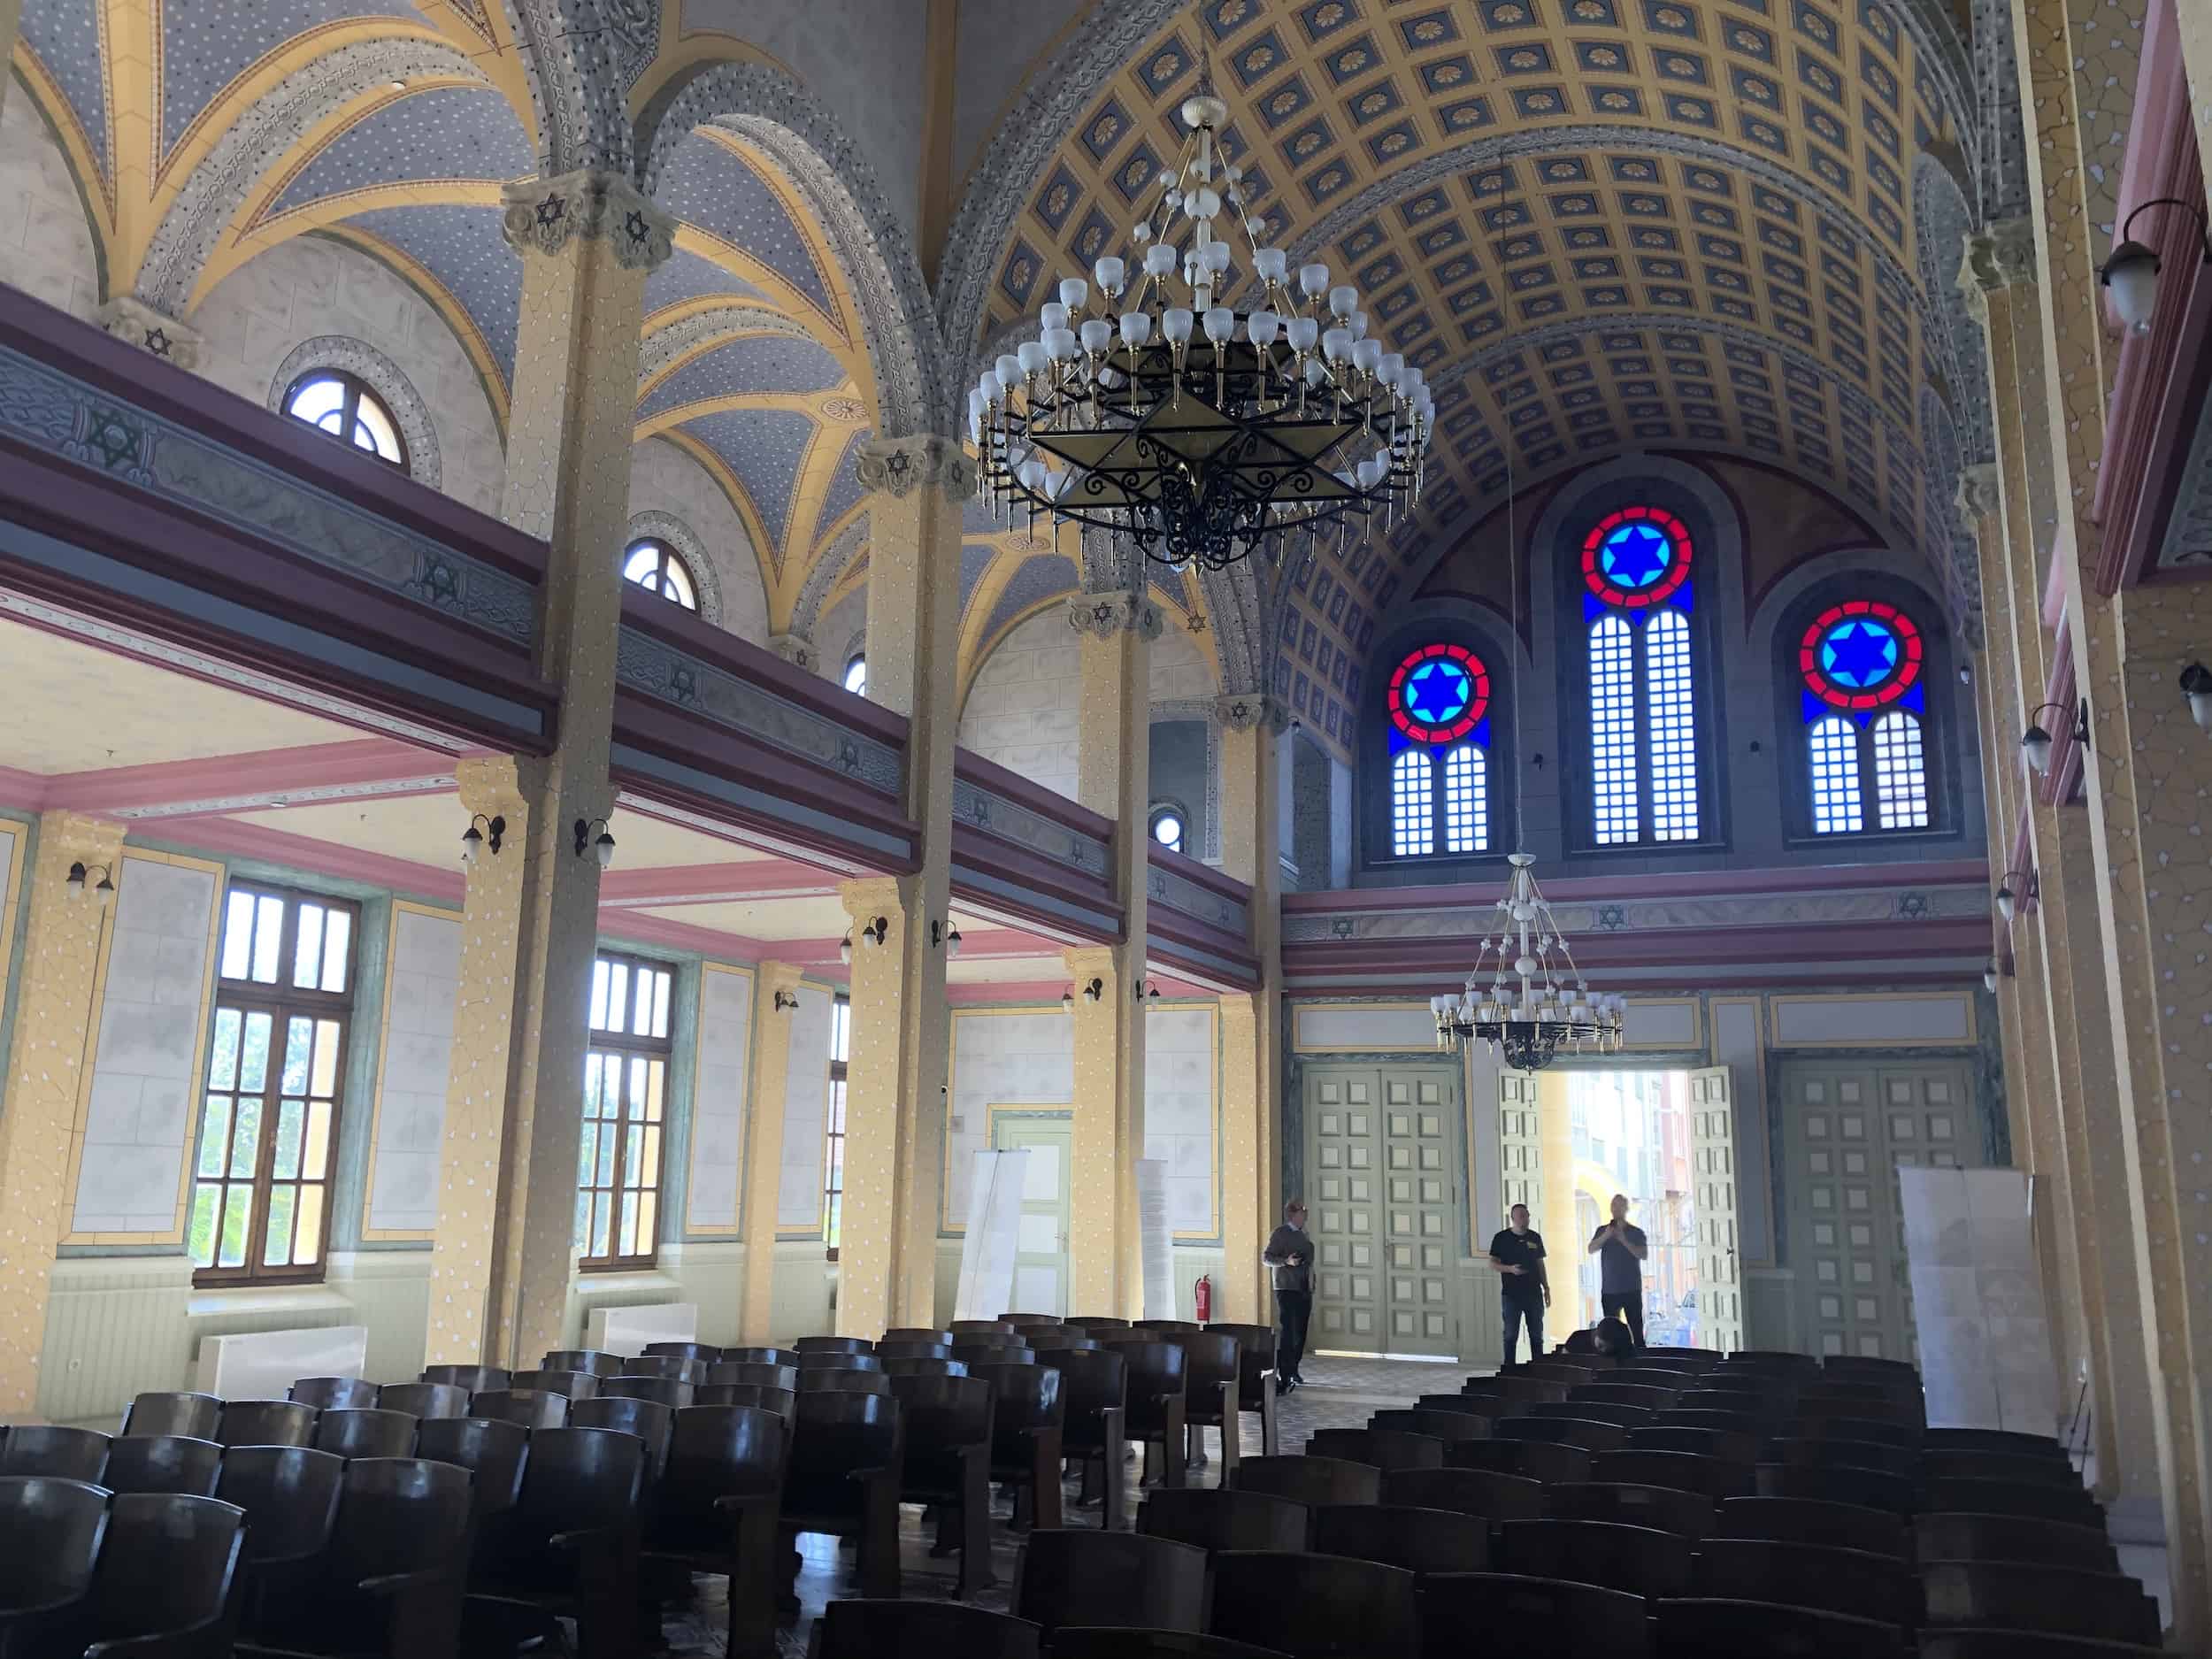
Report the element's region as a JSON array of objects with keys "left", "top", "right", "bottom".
[{"left": 1432, "top": 854, "right": 1626, "bottom": 1071}]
